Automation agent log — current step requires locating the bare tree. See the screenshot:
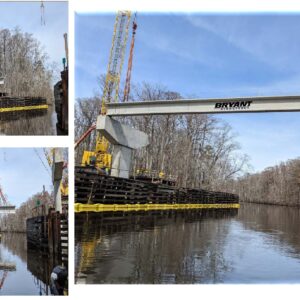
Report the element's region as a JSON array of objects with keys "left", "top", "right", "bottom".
[
  {"left": 234, "top": 158, "right": 300, "bottom": 207},
  {"left": 0, "top": 191, "right": 52, "bottom": 233},
  {"left": 0, "top": 28, "right": 55, "bottom": 135}
]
